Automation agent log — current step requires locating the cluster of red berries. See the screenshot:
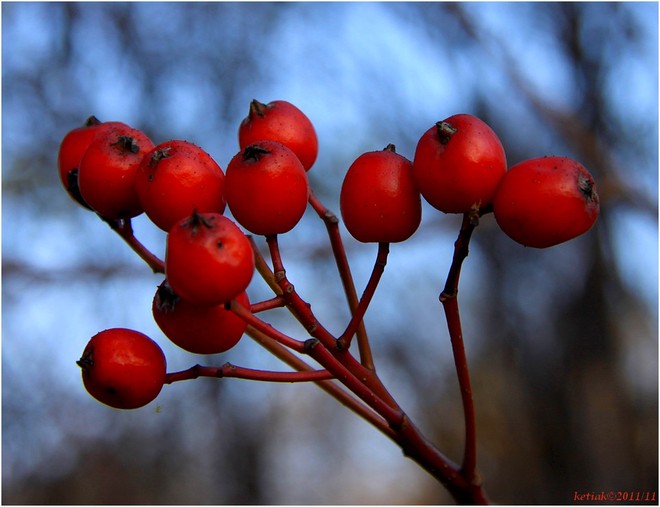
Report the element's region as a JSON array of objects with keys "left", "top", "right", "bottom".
[
  {"left": 341, "top": 113, "right": 600, "bottom": 247},
  {"left": 60, "top": 99, "right": 599, "bottom": 410}
]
